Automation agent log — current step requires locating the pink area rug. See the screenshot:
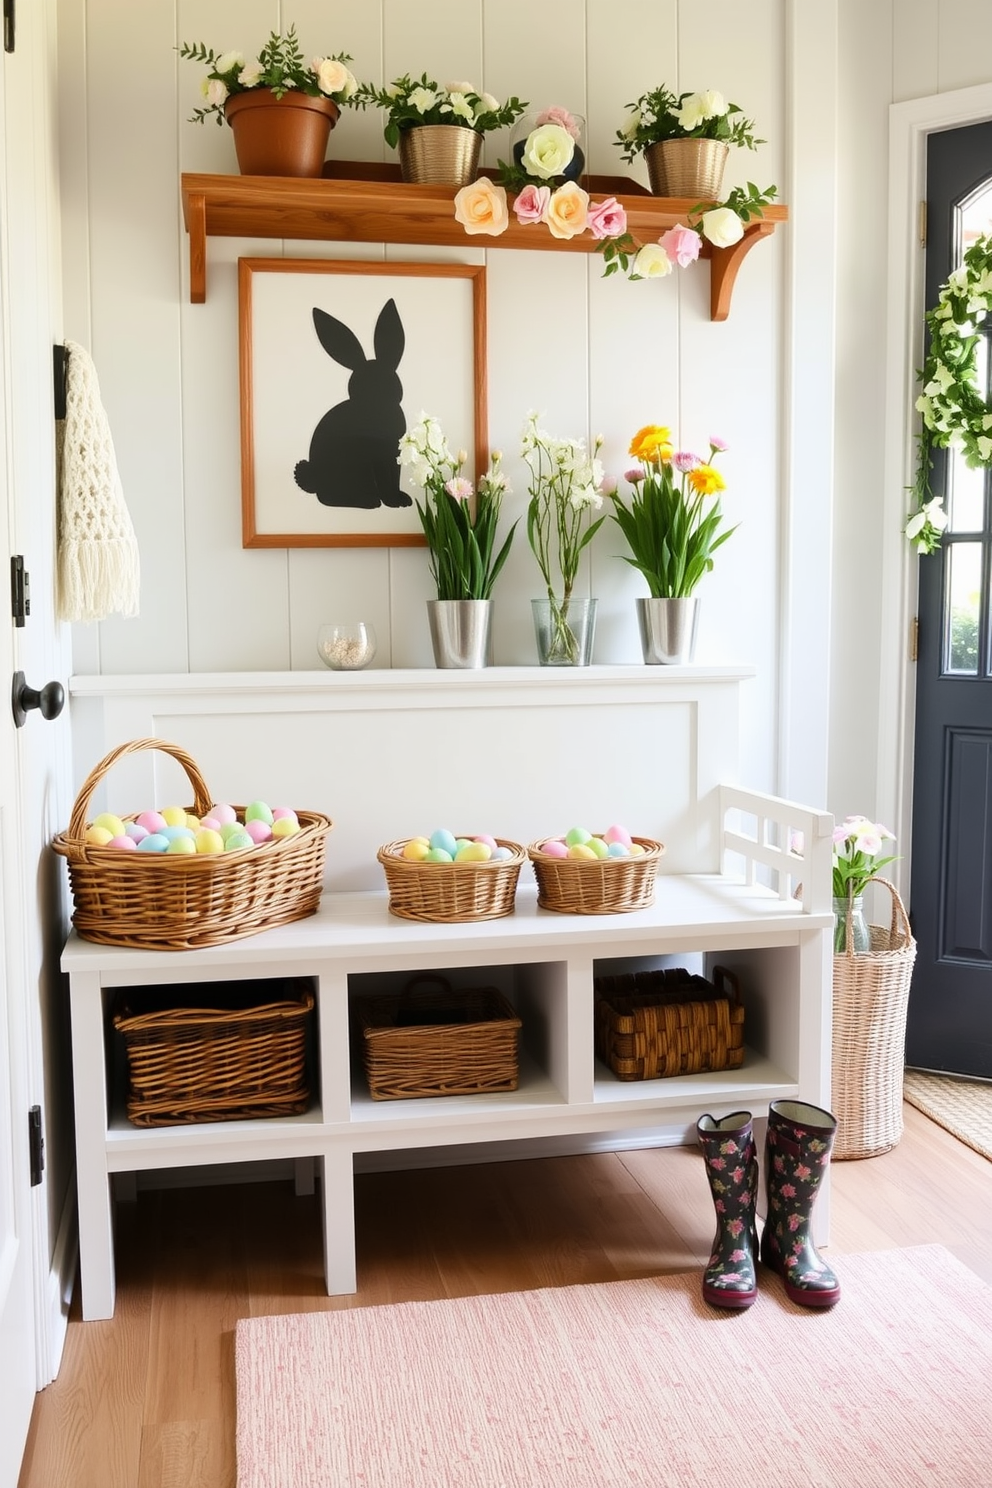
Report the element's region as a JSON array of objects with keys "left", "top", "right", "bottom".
[{"left": 235, "top": 1244, "right": 991, "bottom": 1488}]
